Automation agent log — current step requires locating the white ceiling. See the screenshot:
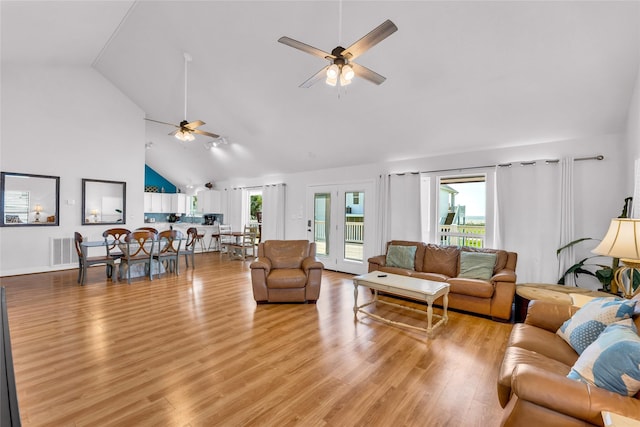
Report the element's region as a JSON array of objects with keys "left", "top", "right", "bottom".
[{"left": 2, "top": 1, "right": 639, "bottom": 190}]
